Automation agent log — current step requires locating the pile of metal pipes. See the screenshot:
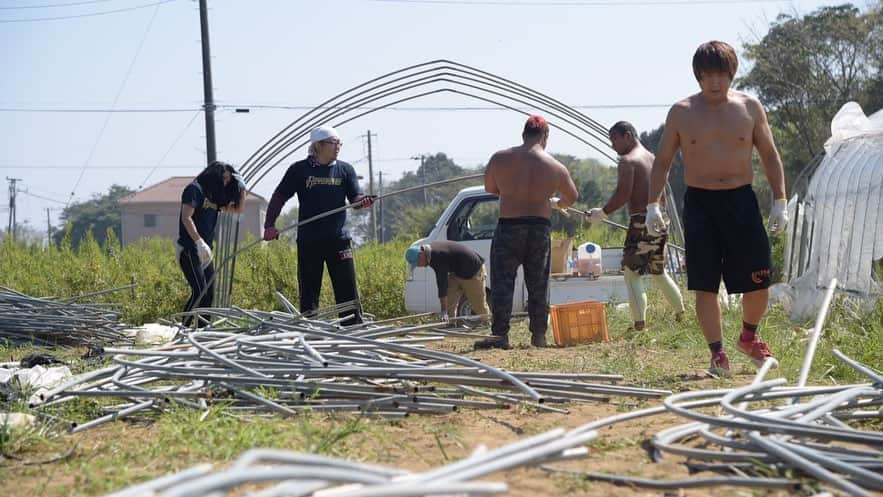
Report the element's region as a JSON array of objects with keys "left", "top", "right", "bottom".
[
  {"left": 546, "top": 350, "right": 883, "bottom": 494},
  {"left": 546, "top": 282, "right": 883, "bottom": 495},
  {"left": 0, "top": 286, "right": 132, "bottom": 347},
  {"left": 100, "top": 351, "right": 881, "bottom": 496},
  {"left": 33, "top": 301, "right": 669, "bottom": 431},
  {"left": 103, "top": 428, "right": 599, "bottom": 497}
]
